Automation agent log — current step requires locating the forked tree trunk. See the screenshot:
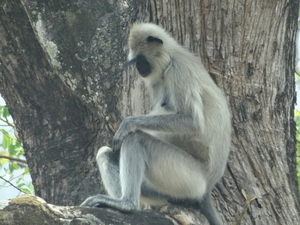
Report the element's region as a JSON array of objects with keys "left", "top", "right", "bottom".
[{"left": 0, "top": 0, "right": 299, "bottom": 224}]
